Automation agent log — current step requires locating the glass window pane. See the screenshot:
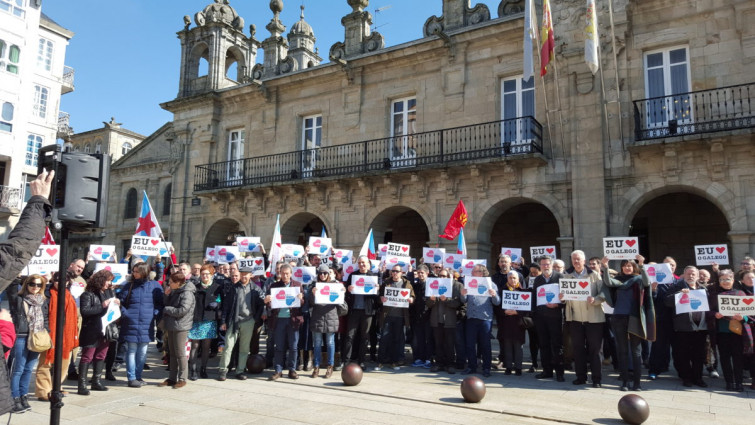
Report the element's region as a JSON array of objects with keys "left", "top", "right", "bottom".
[
  {"left": 9, "top": 45, "right": 19, "bottom": 63},
  {"left": 408, "top": 98, "right": 416, "bottom": 110},
  {"left": 503, "top": 93, "right": 517, "bottom": 119},
  {"left": 1, "top": 102, "right": 12, "bottom": 120},
  {"left": 503, "top": 80, "right": 516, "bottom": 93},
  {"left": 522, "top": 76, "right": 534, "bottom": 89},
  {"left": 393, "top": 101, "right": 403, "bottom": 113},
  {"left": 670, "top": 64, "right": 689, "bottom": 95},
  {"left": 646, "top": 52, "right": 663, "bottom": 68},
  {"left": 315, "top": 116, "right": 322, "bottom": 126},
  {"left": 647, "top": 68, "right": 665, "bottom": 98},
  {"left": 522, "top": 90, "right": 535, "bottom": 116},
  {"left": 669, "top": 48, "right": 686, "bottom": 64},
  {"left": 304, "top": 117, "right": 312, "bottom": 129}
]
